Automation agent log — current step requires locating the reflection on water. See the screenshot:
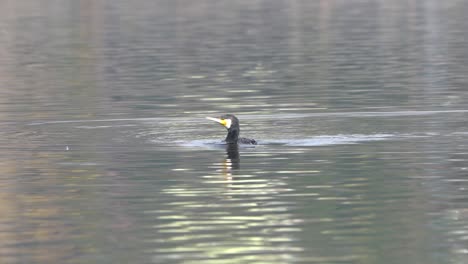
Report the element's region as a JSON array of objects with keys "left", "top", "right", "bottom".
[
  {"left": 155, "top": 146, "right": 303, "bottom": 263},
  {"left": 1, "top": 0, "right": 468, "bottom": 263},
  {"left": 224, "top": 144, "right": 240, "bottom": 174}
]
